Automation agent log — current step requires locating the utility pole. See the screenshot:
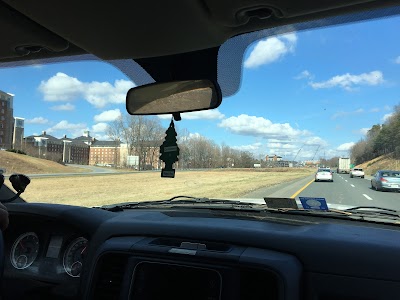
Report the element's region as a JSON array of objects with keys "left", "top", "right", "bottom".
[{"left": 312, "top": 145, "right": 320, "bottom": 162}]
